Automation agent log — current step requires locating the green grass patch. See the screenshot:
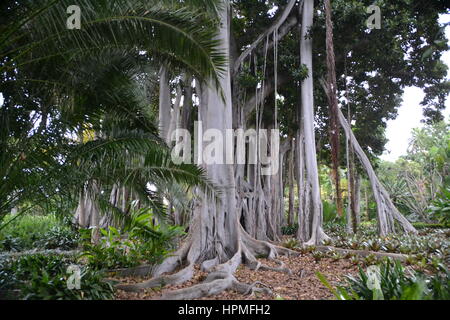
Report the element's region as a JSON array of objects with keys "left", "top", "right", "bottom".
[{"left": 0, "top": 214, "right": 78, "bottom": 252}]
